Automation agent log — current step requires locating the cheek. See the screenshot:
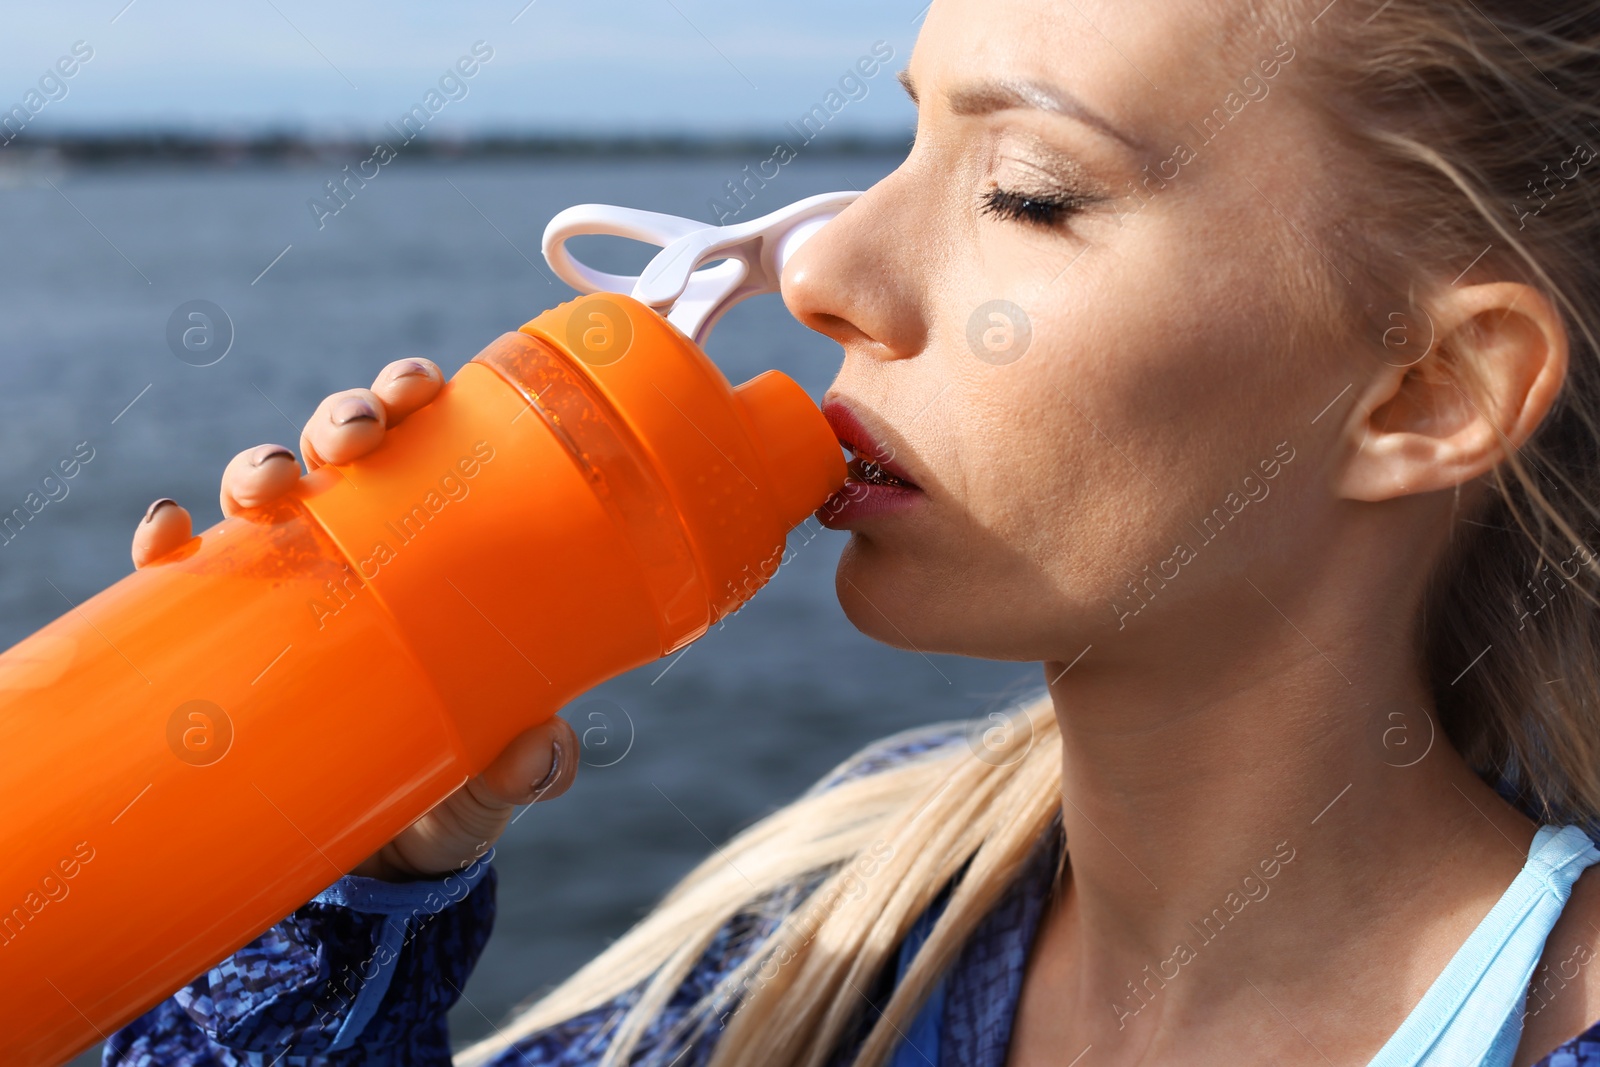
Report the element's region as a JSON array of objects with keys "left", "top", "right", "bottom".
[
  {"left": 941, "top": 343, "right": 1164, "bottom": 598},
  {"left": 937, "top": 238, "right": 1313, "bottom": 609}
]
